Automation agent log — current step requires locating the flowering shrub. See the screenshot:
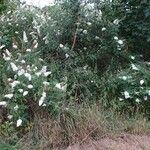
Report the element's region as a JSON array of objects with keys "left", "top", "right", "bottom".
[
  {"left": 0, "top": 0, "right": 149, "bottom": 130},
  {"left": 1, "top": 40, "right": 68, "bottom": 127},
  {"left": 0, "top": 4, "right": 79, "bottom": 127},
  {"left": 111, "top": 59, "right": 150, "bottom": 115}
]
